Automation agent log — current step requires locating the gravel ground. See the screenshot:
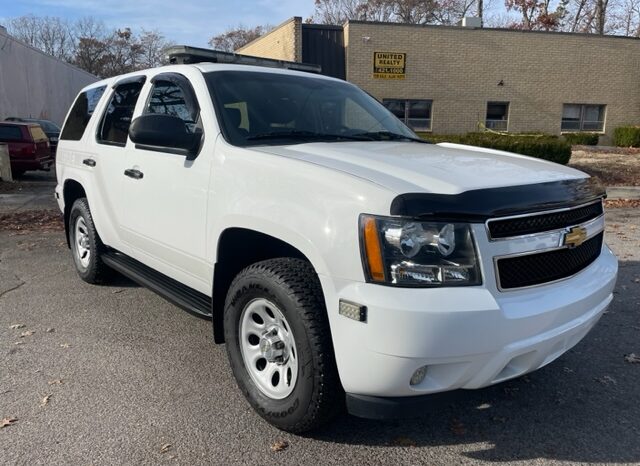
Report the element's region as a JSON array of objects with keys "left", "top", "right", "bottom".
[{"left": 0, "top": 209, "right": 638, "bottom": 465}]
